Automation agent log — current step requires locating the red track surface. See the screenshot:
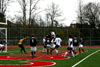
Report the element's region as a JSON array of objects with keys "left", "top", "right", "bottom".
[
  {"left": 7, "top": 46, "right": 100, "bottom": 49},
  {"left": 0, "top": 61, "right": 55, "bottom": 67},
  {"left": 0, "top": 55, "right": 68, "bottom": 60},
  {"left": 0, "top": 49, "right": 69, "bottom": 67},
  {"left": 0, "top": 45, "right": 95, "bottom": 67}
]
